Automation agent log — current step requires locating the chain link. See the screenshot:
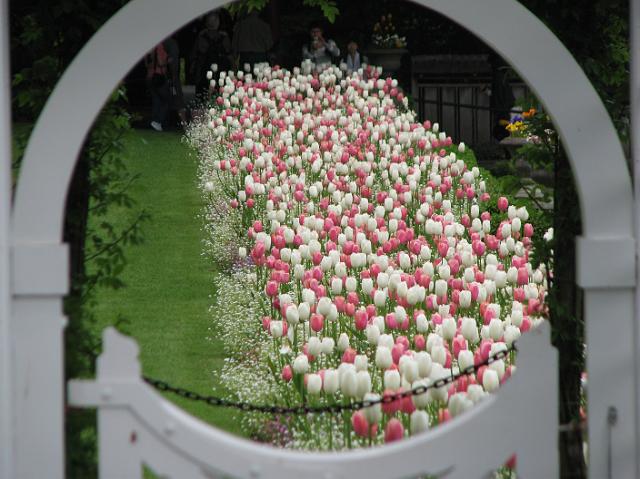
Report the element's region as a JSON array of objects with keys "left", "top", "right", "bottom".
[{"left": 143, "top": 344, "right": 517, "bottom": 416}]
